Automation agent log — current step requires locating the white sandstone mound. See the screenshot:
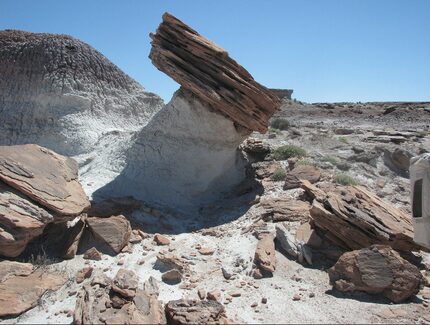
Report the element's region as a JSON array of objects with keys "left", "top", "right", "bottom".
[
  {"left": 0, "top": 30, "right": 163, "bottom": 157},
  {"left": 95, "top": 89, "right": 251, "bottom": 212}
]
